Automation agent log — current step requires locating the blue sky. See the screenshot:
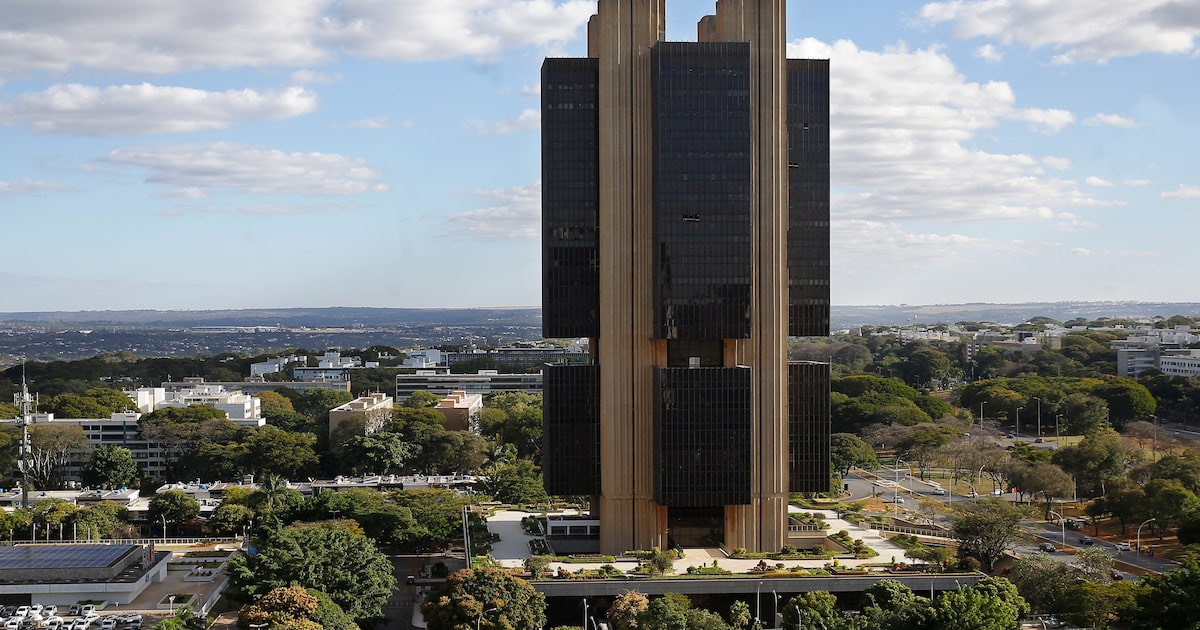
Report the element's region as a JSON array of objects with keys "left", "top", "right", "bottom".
[{"left": 1, "top": 0, "right": 1197, "bottom": 312}]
